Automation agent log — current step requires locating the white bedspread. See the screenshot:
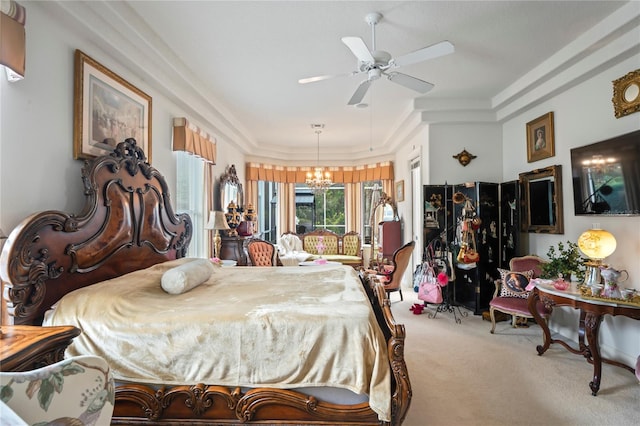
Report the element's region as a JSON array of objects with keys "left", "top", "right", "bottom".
[{"left": 43, "top": 258, "right": 391, "bottom": 420}]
